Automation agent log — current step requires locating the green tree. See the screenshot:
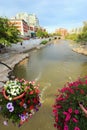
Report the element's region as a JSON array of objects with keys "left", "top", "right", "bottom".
[
  {"left": 0, "top": 17, "right": 22, "bottom": 46},
  {"left": 77, "top": 21, "right": 87, "bottom": 43},
  {"left": 65, "top": 33, "right": 78, "bottom": 41},
  {"left": 36, "top": 29, "right": 48, "bottom": 38}
]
